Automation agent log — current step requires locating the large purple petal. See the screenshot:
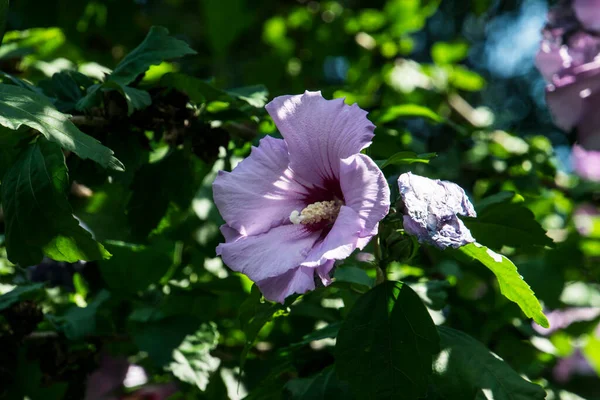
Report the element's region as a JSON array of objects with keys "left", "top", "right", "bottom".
[
  {"left": 339, "top": 153, "right": 390, "bottom": 242},
  {"left": 398, "top": 172, "right": 476, "bottom": 250},
  {"left": 316, "top": 260, "right": 336, "bottom": 286},
  {"left": 219, "top": 224, "right": 242, "bottom": 242},
  {"left": 265, "top": 91, "right": 375, "bottom": 184},
  {"left": 216, "top": 224, "right": 320, "bottom": 282},
  {"left": 256, "top": 260, "right": 336, "bottom": 303},
  {"left": 546, "top": 62, "right": 600, "bottom": 131},
  {"left": 213, "top": 135, "right": 310, "bottom": 237},
  {"left": 256, "top": 266, "right": 316, "bottom": 303},
  {"left": 575, "top": 91, "right": 600, "bottom": 149},
  {"left": 535, "top": 41, "right": 568, "bottom": 82},
  {"left": 574, "top": 0, "right": 600, "bottom": 31},
  {"left": 566, "top": 32, "right": 600, "bottom": 69},
  {"left": 301, "top": 206, "right": 364, "bottom": 267},
  {"left": 572, "top": 144, "right": 600, "bottom": 181}
]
